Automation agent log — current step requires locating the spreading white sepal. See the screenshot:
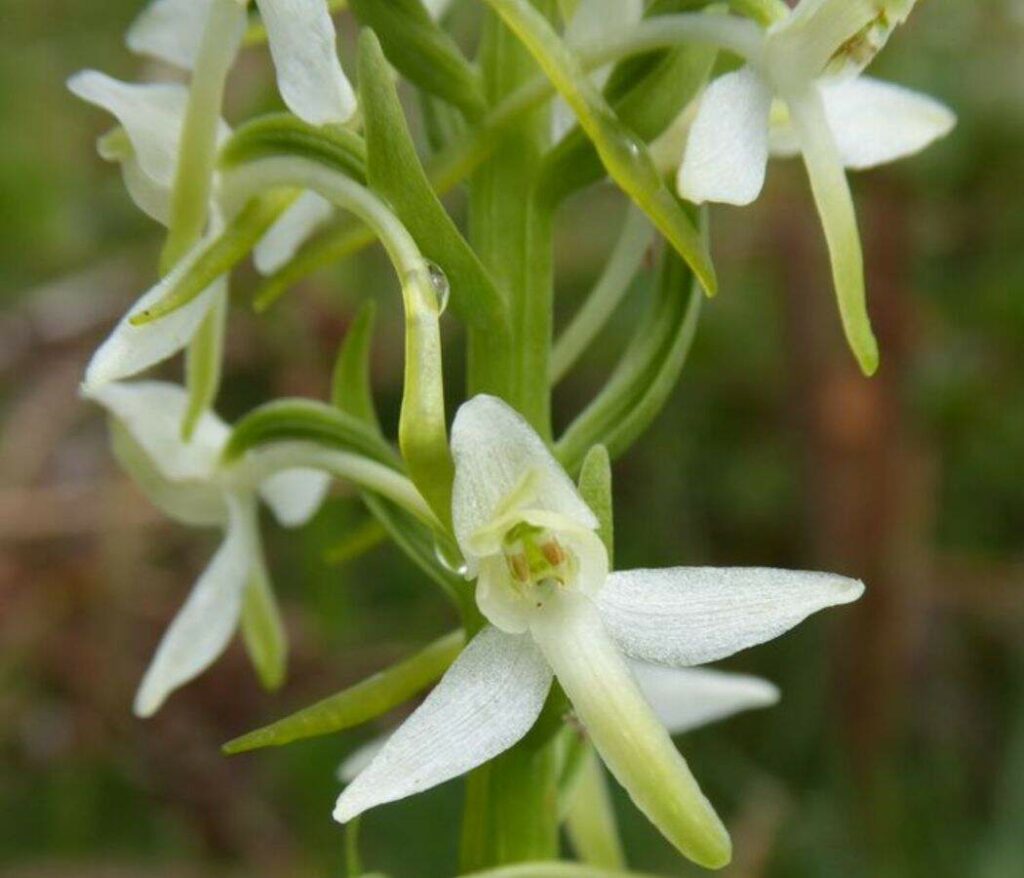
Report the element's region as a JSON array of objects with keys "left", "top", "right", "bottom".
[
  {"left": 88, "top": 381, "right": 227, "bottom": 481},
  {"left": 253, "top": 191, "right": 334, "bottom": 275},
  {"left": 678, "top": 66, "right": 774, "bottom": 206},
  {"left": 815, "top": 76, "right": 956, "bottom": 170},
  {"left": 333, "top": 625, "right": 552, "bottom": 822},
  {"left": 134, "top": 494, "right": 256, "bottom": 717},
  {"left": 256, "top": 0, "right": 357, "bottom": 126},
  {"left": 450, "top": 395, "right": 597, "bottom": 557},
  {"left": 68, "top": 72, "right": 191, "bottom": 191},
  {"left": 82, "top": 242, "right": 225, "bottom": 392},
  {"left": 260, "top": 468, "right": 332, "bottom": 528},
  {"left": 631, "top": 663, "right": 779, "bottom": 735},
  {"left": 127, "top": 0, "right": 216, "bottom": 69},
  {"left": 598, "top": 566, "right": 864, "bottom": 668},
  {"left": 533, "top": 591, "right": 731, "bottom": 869}
]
